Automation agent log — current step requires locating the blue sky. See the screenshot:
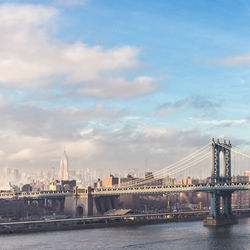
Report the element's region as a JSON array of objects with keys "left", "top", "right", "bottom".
[{"left": 0, "top": 0, "right": 250, "bottom": 175}]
